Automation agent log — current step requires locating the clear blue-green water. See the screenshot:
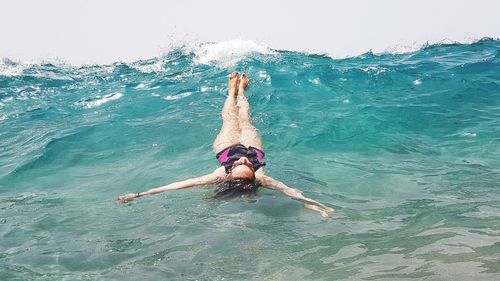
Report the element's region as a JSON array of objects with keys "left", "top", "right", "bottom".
[{"left": 1, "top": 39, "right": 500, "bottom": 280}]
